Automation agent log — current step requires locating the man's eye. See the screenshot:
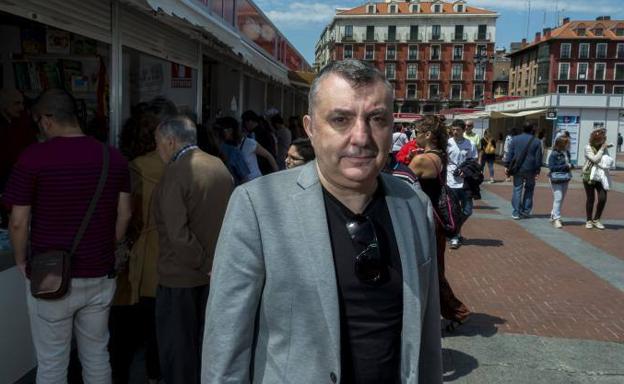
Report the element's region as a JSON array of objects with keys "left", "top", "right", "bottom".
[{"left": 333, "top": 117, "right": 348, "bottom": 124}]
